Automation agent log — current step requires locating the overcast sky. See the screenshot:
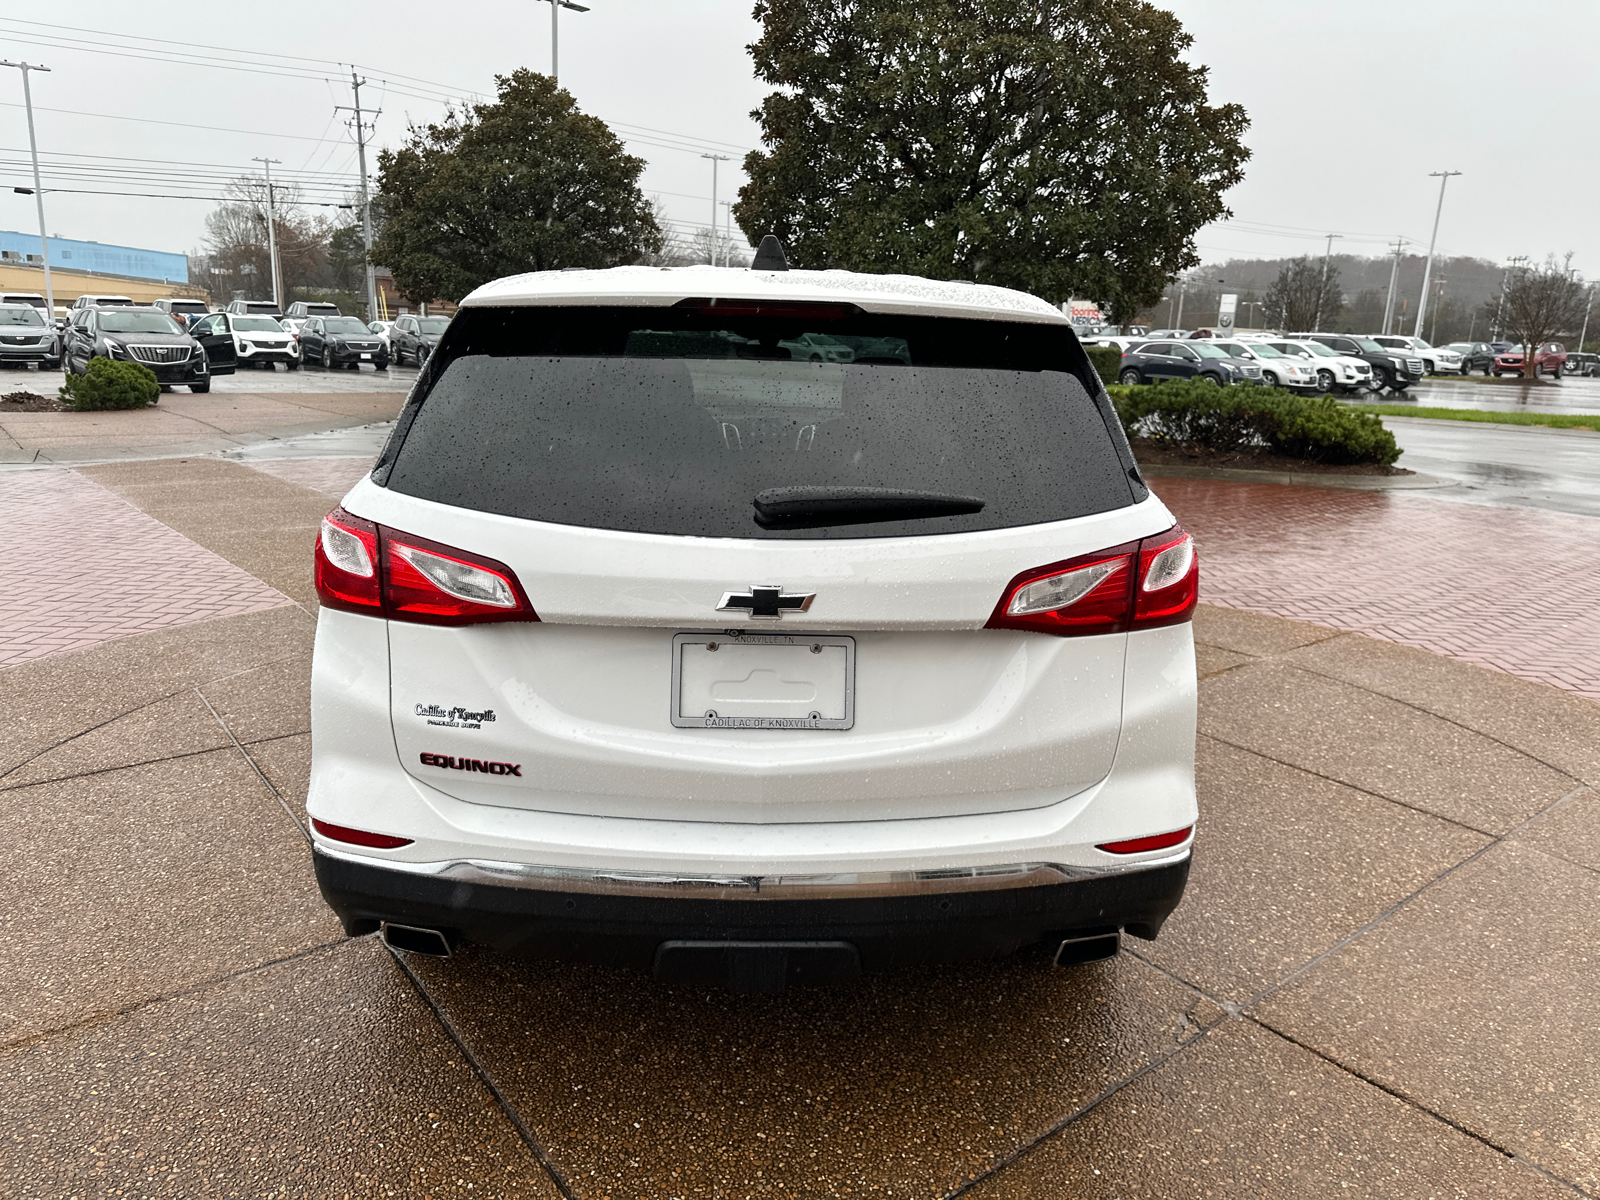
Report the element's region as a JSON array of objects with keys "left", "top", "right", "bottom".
[{"left": 1, "top": 1, "right": 1594, "bottom": 277}]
